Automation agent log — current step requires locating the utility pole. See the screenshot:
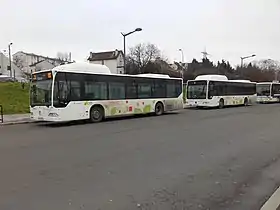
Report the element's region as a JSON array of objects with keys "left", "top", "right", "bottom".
[
  {"left": 123, "top": 37, "right": 126, "bottom": 73},
  {"left": 201, "top": 47, "right": 210, "bottom": 60}
]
